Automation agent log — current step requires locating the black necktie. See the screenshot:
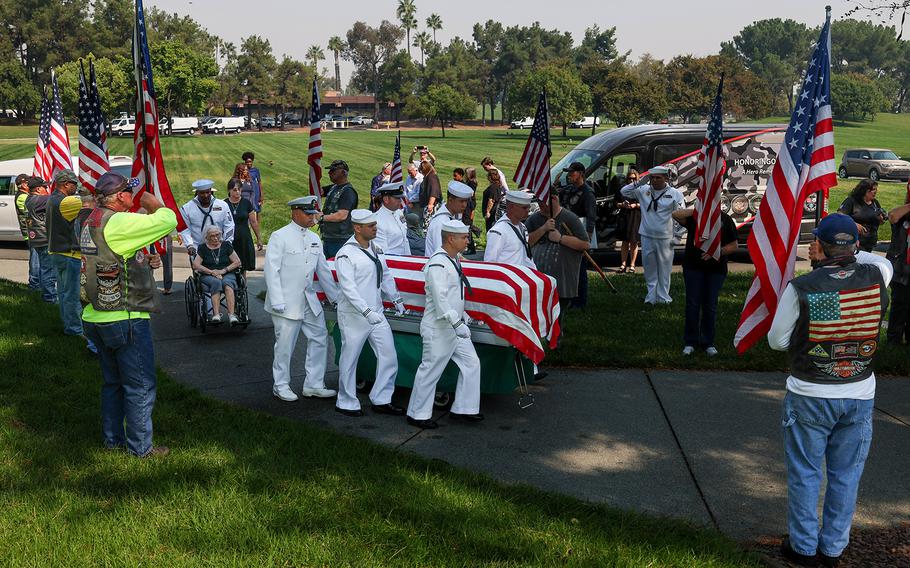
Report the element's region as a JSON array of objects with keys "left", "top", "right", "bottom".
[
  {"left": 442, "top": 255, "right": 472, "bottom": 299},
  {"left": 357, "top": 246, "right": 382, "bottom": 288},
  {"left": 649, "top": 190, "right": 666, "bottom": 212},
  {"left": 196, "top": 202, "right": 214, "bottom": 230},
  {"left": 506, "top": 222, "right": 532, "bottom": 258}
]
